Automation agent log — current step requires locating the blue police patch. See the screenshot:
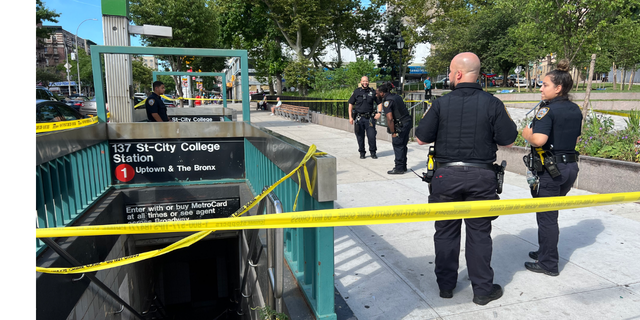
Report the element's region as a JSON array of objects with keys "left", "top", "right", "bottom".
[
  {"left": 536, "top": 107, "right": 549, "bottom": 120},
  {"left": 149, "top": 99, "right": 155, "bottom": 106}
]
